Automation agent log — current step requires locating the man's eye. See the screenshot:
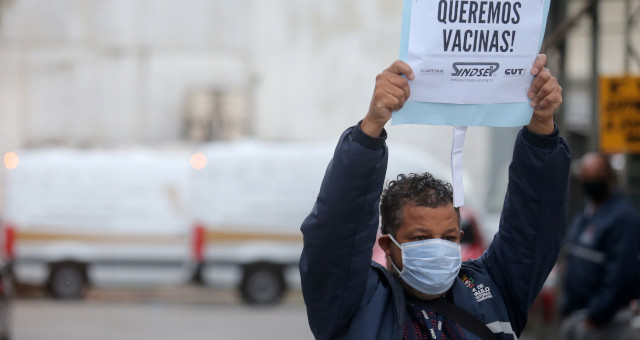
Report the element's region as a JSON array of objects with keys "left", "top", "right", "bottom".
[{"left": 414, "top": 236, "right": 427, "bottom": 241}]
